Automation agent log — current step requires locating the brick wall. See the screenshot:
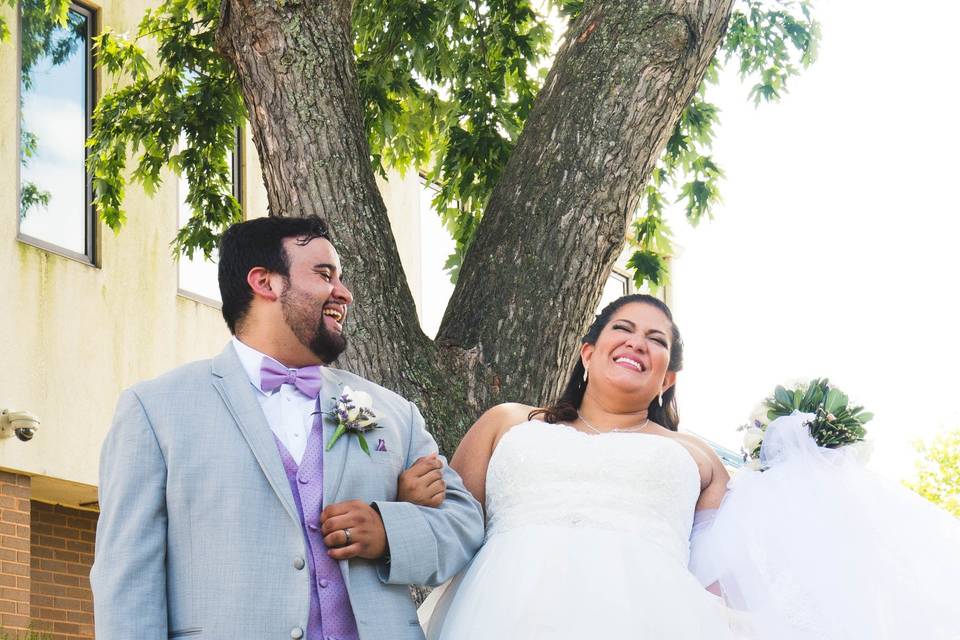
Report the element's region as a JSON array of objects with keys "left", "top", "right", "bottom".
[
  {"left": 0, "top": 471, "right": 31, "bottom": 634},
  {"left": 29, "top": 503, "right": 97, "bottom": 640}
]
